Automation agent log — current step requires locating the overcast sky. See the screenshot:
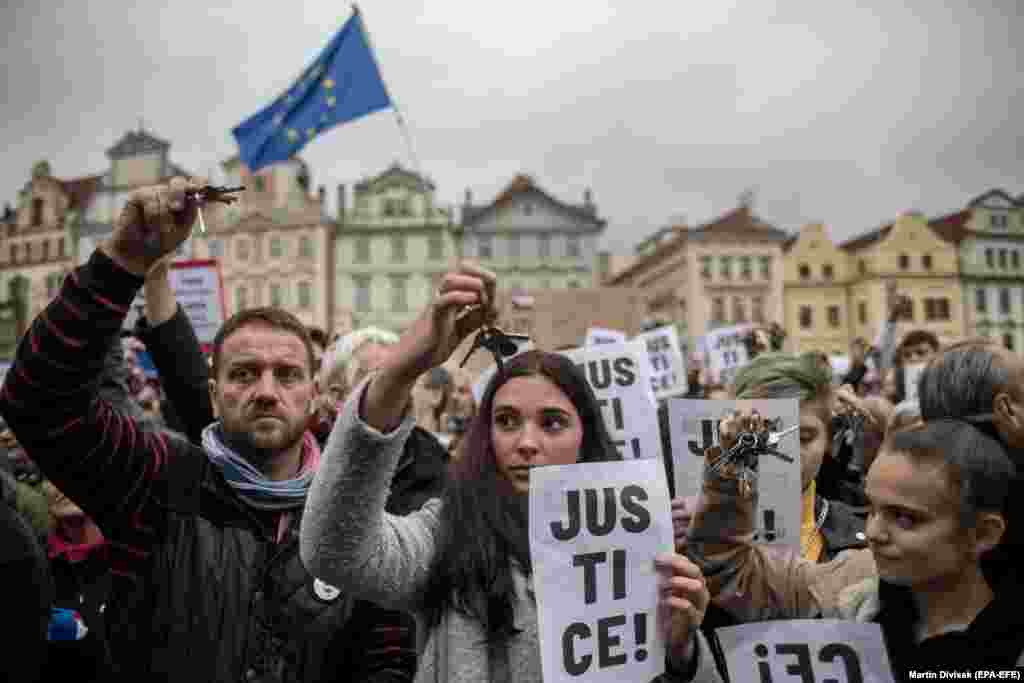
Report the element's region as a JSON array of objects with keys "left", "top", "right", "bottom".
[{"left": 2, "top": 1, "right": 1021, "bottom": 253}]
